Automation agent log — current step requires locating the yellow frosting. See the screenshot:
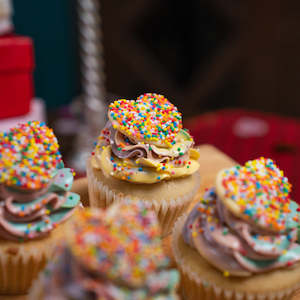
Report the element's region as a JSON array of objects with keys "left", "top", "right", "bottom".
[
  {"left": 91, "top": 145, "right": 199, "bottom": 184},
  {"left": 92, "top": 122, "right": 200, "bottom": 184}
]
